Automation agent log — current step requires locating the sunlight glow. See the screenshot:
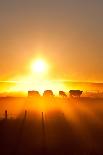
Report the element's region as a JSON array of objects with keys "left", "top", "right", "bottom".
[
  {"left": 31, "top": 59, "right": 48, "bottom": 74},
  {"left": 5, "top": 80, "right": 67, "bottom": 96}
]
